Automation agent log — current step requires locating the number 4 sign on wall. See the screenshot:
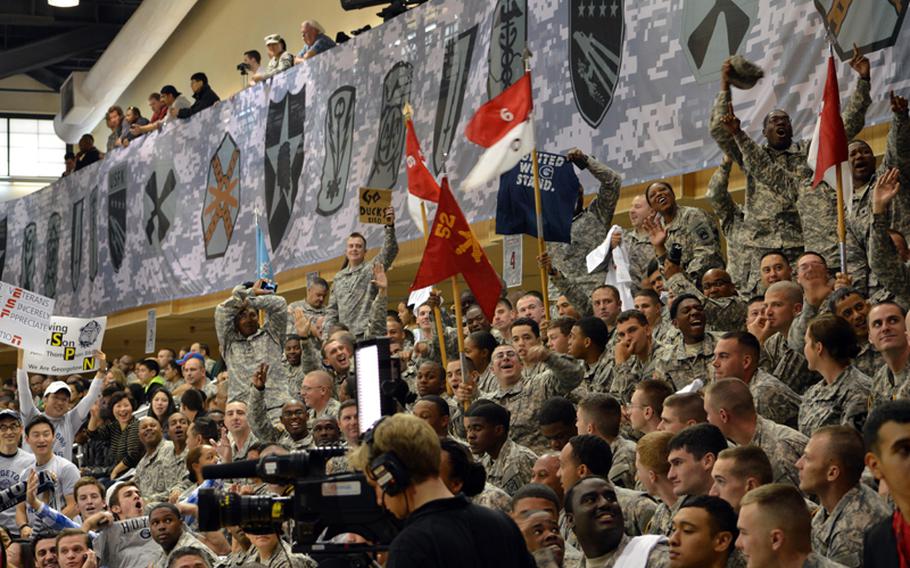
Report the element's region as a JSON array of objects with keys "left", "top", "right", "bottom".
[{"left": 503, "top": 234, "right": 523, "bottom": 288}]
